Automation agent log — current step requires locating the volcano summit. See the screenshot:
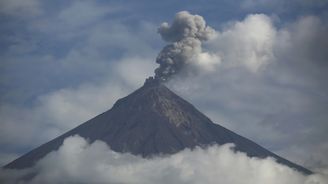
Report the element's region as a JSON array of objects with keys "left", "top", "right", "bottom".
[{"left": 5, "top": 77, "right": 311, "bottom": 175}]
